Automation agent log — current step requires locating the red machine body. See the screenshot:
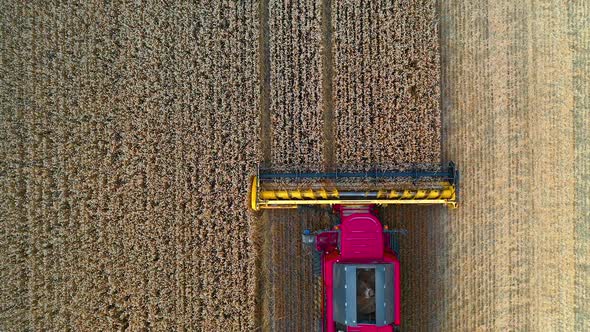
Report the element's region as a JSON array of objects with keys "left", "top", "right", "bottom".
[{"left": 314, "top": 205, "right": 401, "bottom": 332}]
